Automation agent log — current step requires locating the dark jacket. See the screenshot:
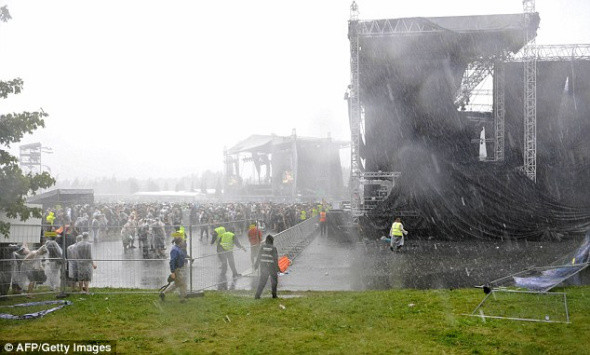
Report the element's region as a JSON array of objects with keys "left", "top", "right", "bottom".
[{"left": 255, "top": 244, "right": 279, "bottom": 273}]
